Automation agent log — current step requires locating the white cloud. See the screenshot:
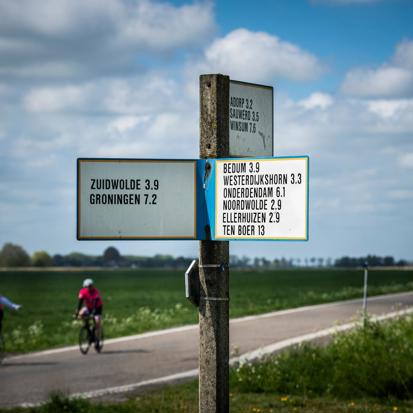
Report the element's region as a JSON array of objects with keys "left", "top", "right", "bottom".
[
  {"left": 193, "top": 29, "right": 324, "bottom": 83},
  {"left": 108, "top": 116, "right": 149, "bottom": 134},
  {"left": 398, "top": 153, "right": 413, "bottom": 169},
  {"left": 0, "top": 0, "right": 119, "bottom": 37},
  {"left": 24, "top": 85, "right": 87, "bottom": 112},
  {"left": 0, "top": 0, "right": 215, "bottom": 81},
  {"left": 15, "top": 72, "right": 198, "bottom": 162},
  {"left": 101, "top": 76, "right": 180, "bottom": 115},
  {"left": 0, "top": 0, "right": 214, "bottom": 47},
  {"left": 0, "top": 62, "right": 83, "bottom": 79},
  {"left": 394, "top": 40, "right": 413, "bottom": 70},
  {"left": 22, "top": 74, "right": 183, "bottom": 115},
  {"left": 341, "top": 67, "right": 413, "bottom": 98},
  {"left": 389, "top": 190, "right": 413, "bottom": 200},
  {"left": 299, "top": 92, "right": 334, "bottom": 110},
  {"left": 0, "top": 83, "right": 10, "bottom": 96},
  {"left": 367, "top": 99, "right": 413, "bottom": 119},
  {"left": 341, "top": 40, "right": 413, "bottom": 98},
  {"left": 115, "top": 0, "right": 215, "bottom": 52}
]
